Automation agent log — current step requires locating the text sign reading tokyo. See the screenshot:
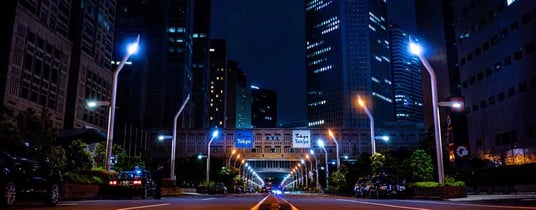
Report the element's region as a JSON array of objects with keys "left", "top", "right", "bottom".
[
  {"left": 292, "top": 130, "right": 311, "bottom": 148},
  {"left": 235, "top": 130, "right": 253, "bottom": 148}
]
